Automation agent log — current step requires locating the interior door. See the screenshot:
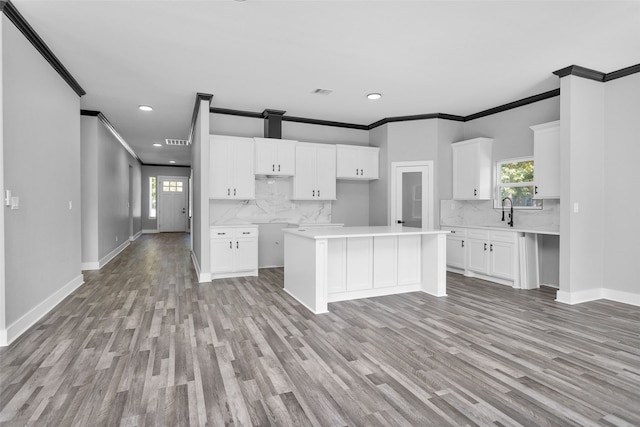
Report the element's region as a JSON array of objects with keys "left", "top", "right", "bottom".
[
  {"left": 158, "top": 177, "right": 188, "bottom": 232},
  {"left": 393, "top": 163, "right": 431, "bottom": 228}
]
